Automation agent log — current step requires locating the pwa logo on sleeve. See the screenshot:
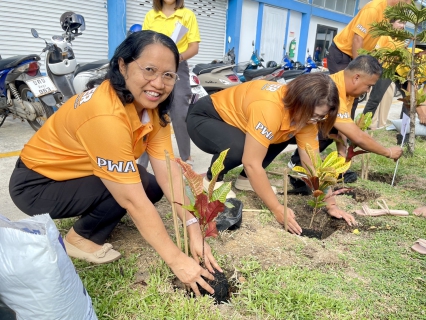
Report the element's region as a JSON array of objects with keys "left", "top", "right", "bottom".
[
  {"left": 337, "top": 112, "right": 350, "bottom": 119},
  {"left": 260, "top": 83, "right": 283, "bottom": 92},
  {"left": 255, "top": 122, "right": 274, "bottom": 140},
  {"left": 97, "top": 157, "right": 137, "bottom": 173},
  {"left": 356, "top": 24, "right": 367, "bottom": 34}
]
